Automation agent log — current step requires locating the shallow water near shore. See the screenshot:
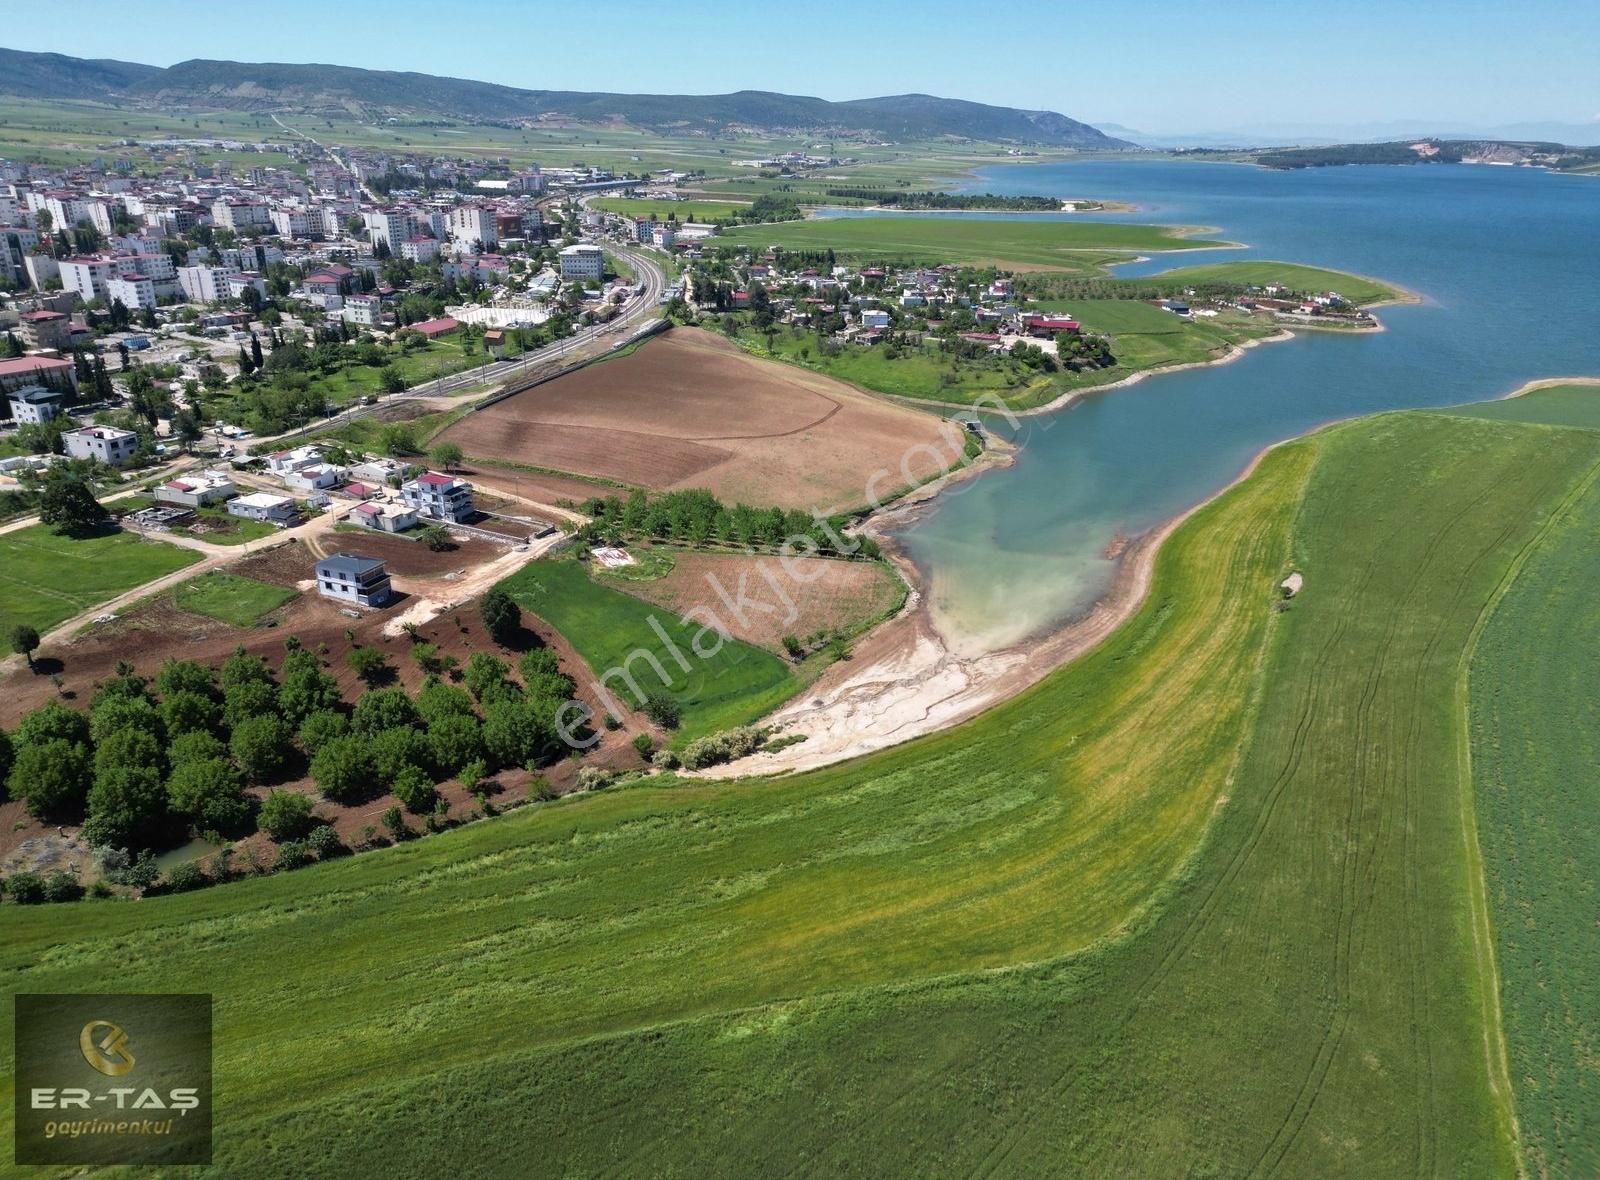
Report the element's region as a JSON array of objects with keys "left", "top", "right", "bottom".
[{"left": 874, "top": 160, "right": 1600, "bottom": 651}]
